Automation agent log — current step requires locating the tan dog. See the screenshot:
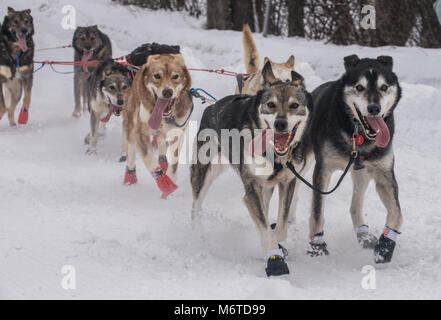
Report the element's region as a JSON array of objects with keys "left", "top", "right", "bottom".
[
  {"left": 236, "top": 24, "right": 295, "bottom": 95},
  {"left": 122, "top": 53, "right": 192, "bottom": 199}
]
